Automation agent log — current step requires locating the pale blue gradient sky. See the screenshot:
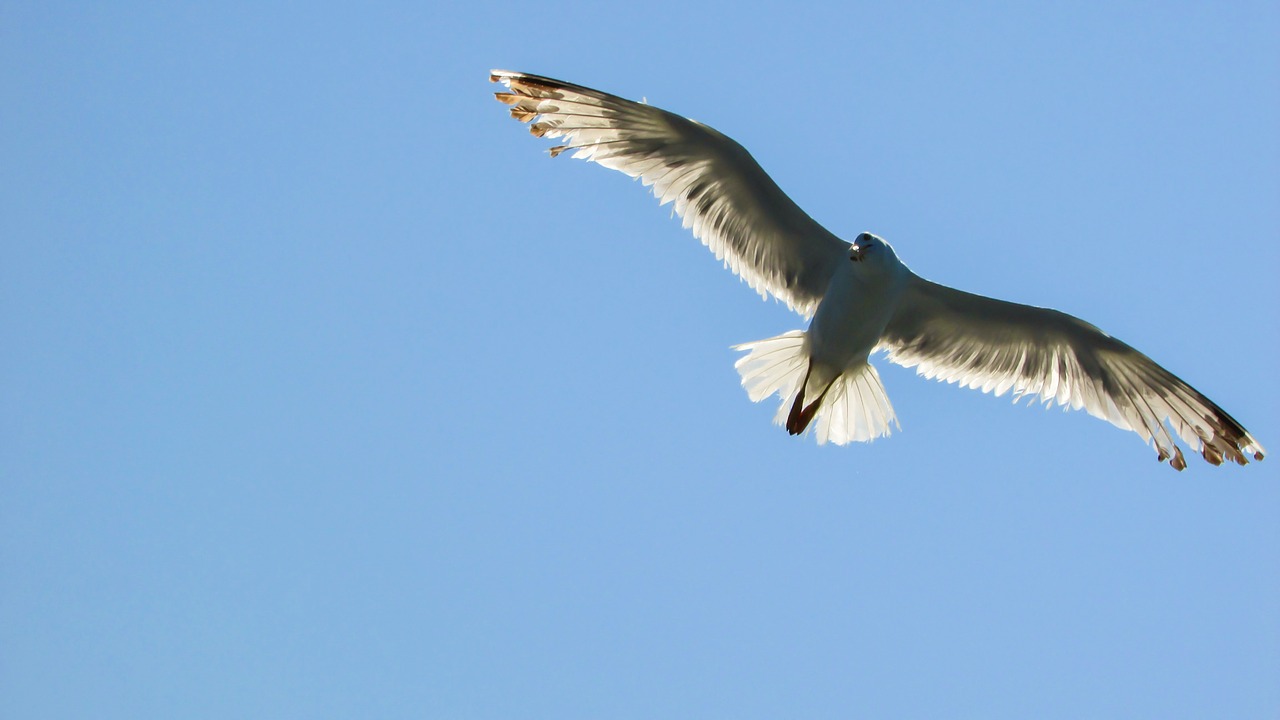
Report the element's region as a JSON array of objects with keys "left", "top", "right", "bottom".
[{"left": 3, "top": 2, "right": 1278, "bottom": 718}]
